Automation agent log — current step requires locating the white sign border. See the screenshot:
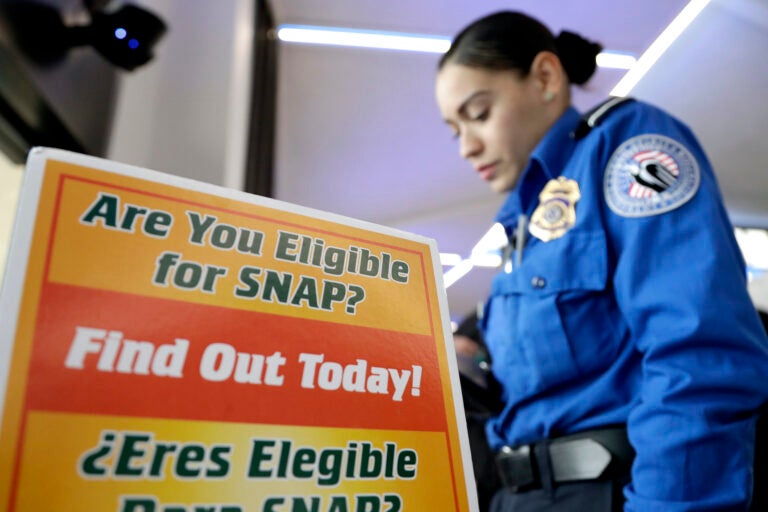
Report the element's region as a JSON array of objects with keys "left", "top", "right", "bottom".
[{"left": 0, "top": 146, "right": 479, "bottom": 511}]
